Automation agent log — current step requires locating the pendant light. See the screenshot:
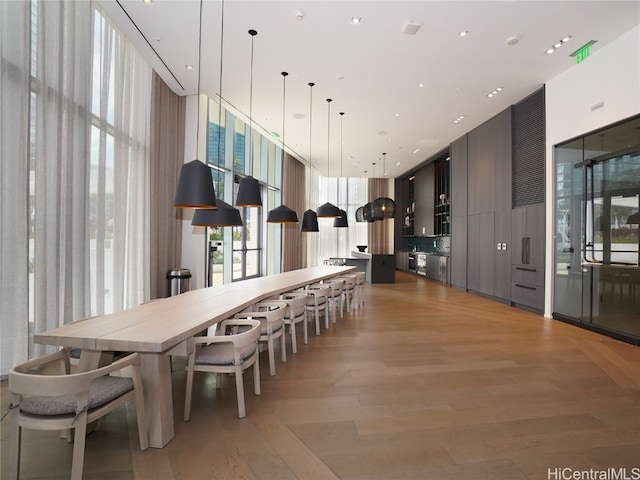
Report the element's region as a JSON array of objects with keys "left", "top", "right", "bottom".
[
  {"left": 174, "top": 0, "right": 217, "bottom": 209},
  {"left": 236, "top": 29, "right": 262, "bottom": 207},
  {"left": 192, "top": 0, "right": 242, "bottom": 228},
  {"left": 267, "top": 72, "right": 298, "bottom": 224},
  {"left": 301, "top": 82, "right": 319, "bottom": 232},
  {"left": 355, "top": 206, "right": 365, "bottom": 222},
  {"left": 333, "top": 112, "right": 348, "bottom": 228},
  {"left": 317, "top": 98, "right": 341, "bottom": 218},
  {"left": 370, "top": 162, "right": 383, "bottom": 221},
  {"left": 372, "top": 152, "right": 396, "bottom": 219}
]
